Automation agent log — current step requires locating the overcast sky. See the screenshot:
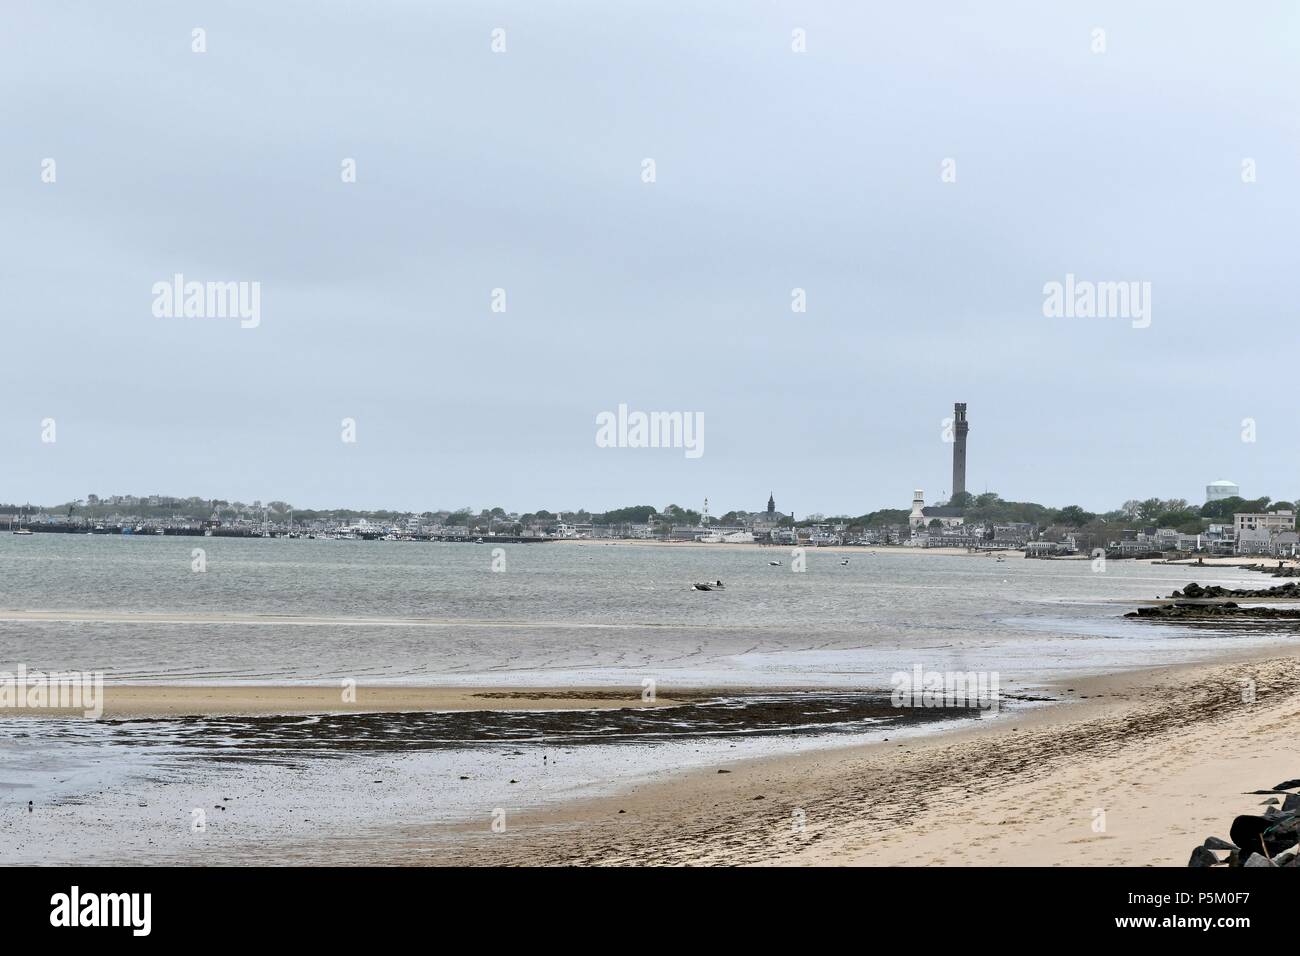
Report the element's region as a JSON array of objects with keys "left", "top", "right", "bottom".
[{"left": 3, "top": 1, "right": 1297, "bottom": 516}]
